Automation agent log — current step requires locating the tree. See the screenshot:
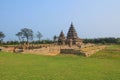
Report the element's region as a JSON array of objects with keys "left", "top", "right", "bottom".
[
  {"left": 21, "top": 28, "right": 33, "bottom": 43},
  {"left": 16, "top": 32, "right": 23, "bottom": 42},
  {"left": 16, "top": 28, "right": 33, "bottom": 43},
  {"left": 0, "top": 31, "right": 5, "bottom": 44},
  {"left": 36, "top": 31, "right": 43, "bottom": 41},
  {"left": 116, "top": 38, "right": 120, "bottom": 44}
]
